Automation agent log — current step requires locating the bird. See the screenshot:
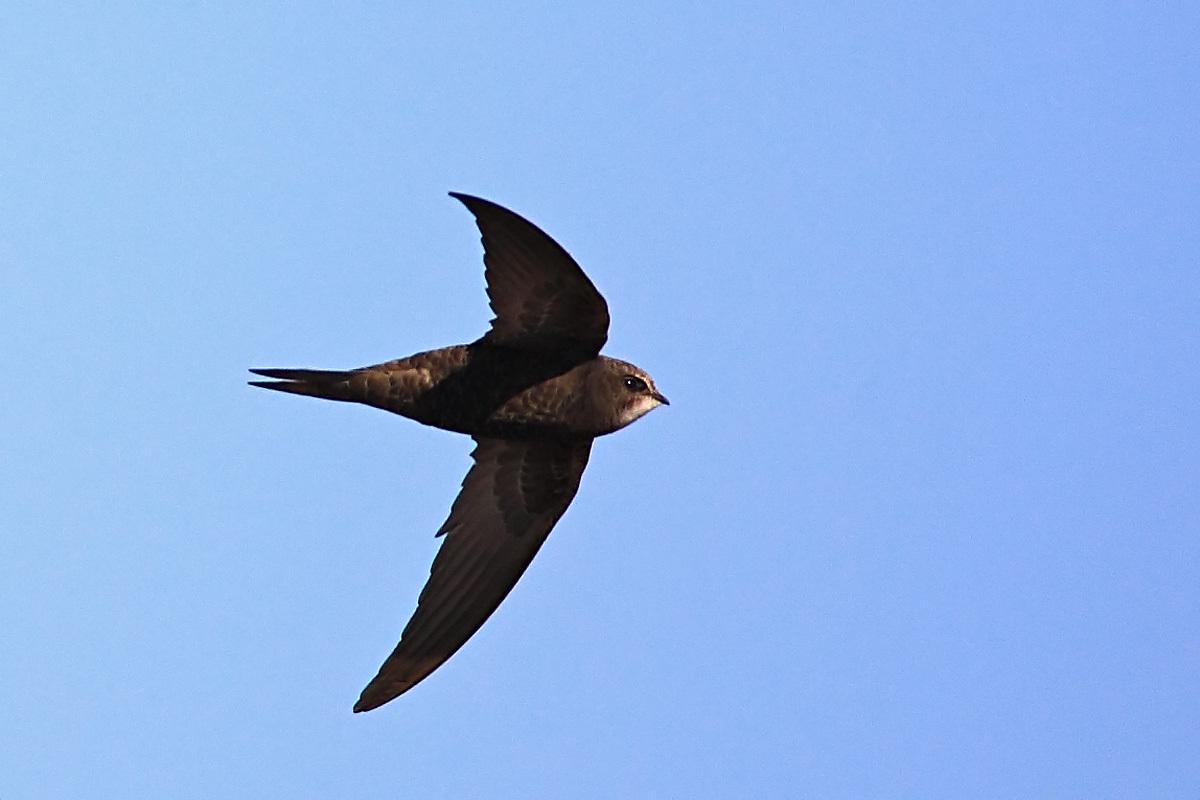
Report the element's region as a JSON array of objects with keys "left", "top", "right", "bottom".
[{"left": 250, "top": 193, "right": 668, "bottom": 712}]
